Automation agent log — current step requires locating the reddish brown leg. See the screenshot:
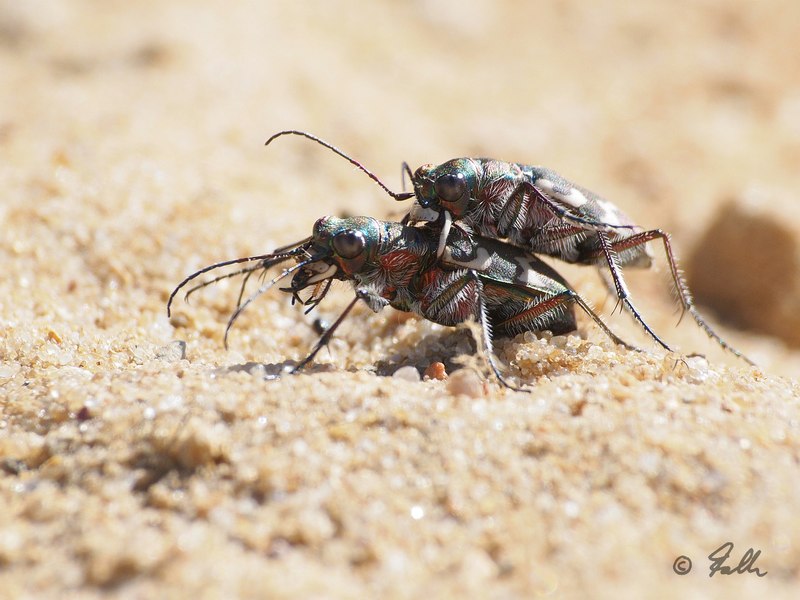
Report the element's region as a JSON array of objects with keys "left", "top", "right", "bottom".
[
  {"left": 496, "top": 287, "right": 635, "bottom": 351},
  {"left": 600, "top": 229, "right": 754, "bottom": 365}
]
